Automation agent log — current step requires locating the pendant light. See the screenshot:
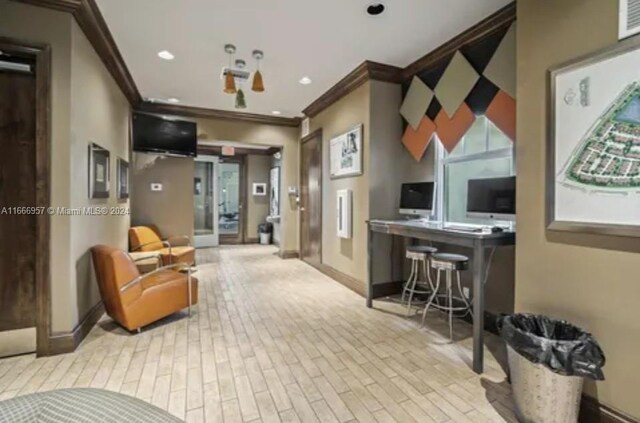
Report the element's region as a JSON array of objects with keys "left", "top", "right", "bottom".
[
  {"left": 223, "top": 44, "right": 237, "bottom": 94},
  {"left": 234, "top": 59, "right": 247, "bottom": 109},
  {"left": 252, "top": 50, "right": 265, "bottom": 92}
]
